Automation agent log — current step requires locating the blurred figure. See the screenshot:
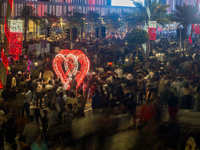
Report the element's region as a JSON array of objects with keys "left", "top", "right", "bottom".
[
  {"left": 31, "top": 134, "right": 48, "bottom": 150},
  {"left": 140, "top": 99, "right": 157, "bottom": 125},
  {"left": 92, "top": 89, "right": 102, "bottom": 116},
  {"left": 78, "top": 90, "right": 87, "bottom": 111},
  {"left": 18, "top": 136, "right": 31, "bottom": 150},
  {"left": 184, "top": 82, "right": 192, "bottom": 112},
  {"left": 167, "top": 92, "right": 178, "bottom": 122},
  {"left": 23, "top": 115, "right": 40, "bottom": 146},
  {"left": 71, "top": 75, "right": 77, "bottom": 92}
]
